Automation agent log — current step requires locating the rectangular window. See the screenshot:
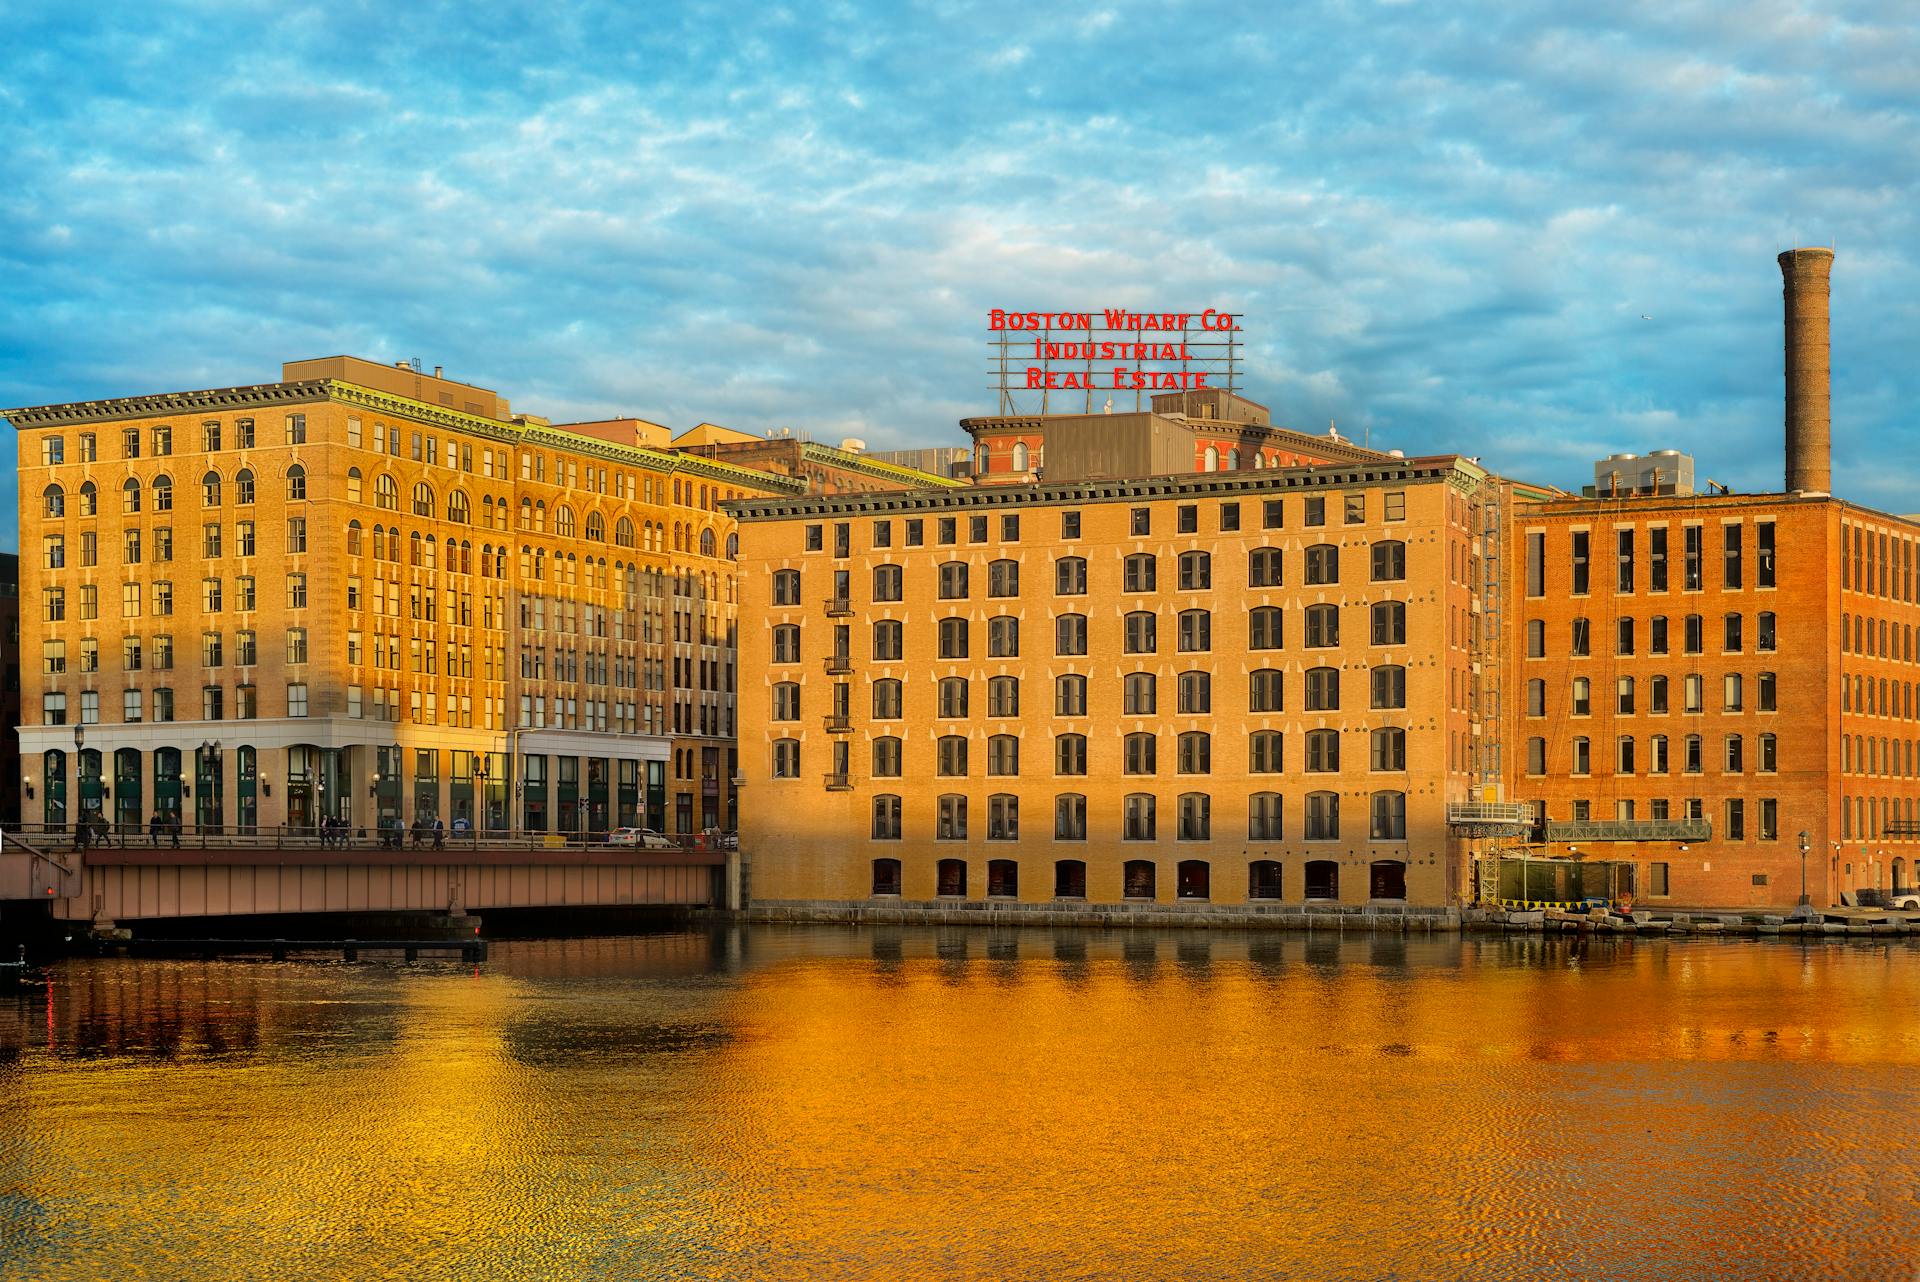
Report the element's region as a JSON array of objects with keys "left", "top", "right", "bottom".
[
  {"left": 287, "top": 573, "right": 307, "bottom": 609},
  {"left": 287, "top": 683, "right": 309, "bottom": 717},
  {"left": 1570, "top": 531, "right": 1590, "bottom": 595},
  {"left": 1525, "top": 532, "right": 1545, "bottom": 597},
  {"left": 1344, "top": 494, "right": 1365, "bottom": 524},
  {"left": 287, "top": 629, "right": 308, "bottom": 664},
  {"left": 1130, "top": 507, "right": 1151, "bottom": 536},
  {"left": 1219, "top": 502, "right": 1240, "bottom": 532},
  {"left": 938, "top": 517, "right": 957, "bottom": 545},
  {"left": 1616, "top": 529, "right": 1634, "bottom": 593},
  {"left": 1684, "top": 525, "right": 1703, "bottom": 590},
  {"left": 1757, "top": 522, "right": 1776, "bottom": 588},
  {"left": 288, "top": 518, "right": 307, "bottom": 553},
  {"left": 287, "top": 414, "right": 307, "bottom": 445},
  {"left": 1263, "top": 499, "right": 1284, "bottom": 530},
  {"left": 1723, "top": 524, "right": 1743, "bottom": 589},
  {"left": 1384, "top": 491, "right": 1405, "bottom": 522},
  {"left": 1061, "top": 510, "right": 1081, "bottom": 539},
  {"left": 1303, "top": 497, "right": 1325, "bottom": 527},
  {"left": 1649, "top": 527, "right": 1668, "bottom": 592}
]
